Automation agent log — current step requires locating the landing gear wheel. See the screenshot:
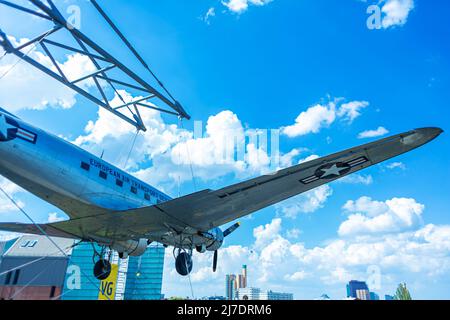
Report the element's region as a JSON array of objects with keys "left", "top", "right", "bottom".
[
  {"left": 94, "top": 259, "right": 112, "bottom": 280},
  {"left": 175, "top": 251, "right": 193, "bottom": 276}
]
